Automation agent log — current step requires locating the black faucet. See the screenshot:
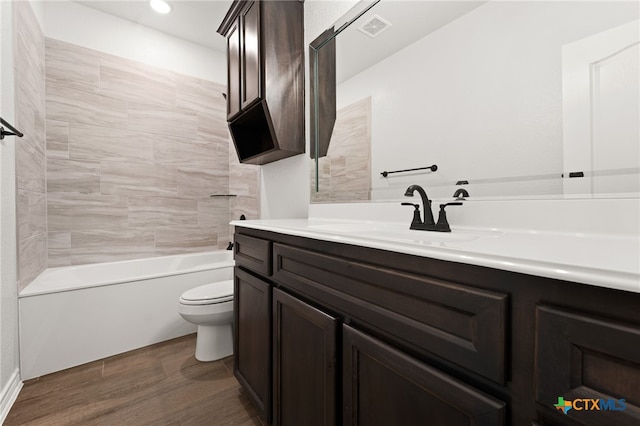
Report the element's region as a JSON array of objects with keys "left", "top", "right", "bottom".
[
  {"left": 404, "top": 184, "right": 435, "bottom": 225},
  {"left": 453, "top": 188, "right": 469, "bottom": 200},
  {"left": 402, "top": 185, "right": 462, "bottom": 232}
]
